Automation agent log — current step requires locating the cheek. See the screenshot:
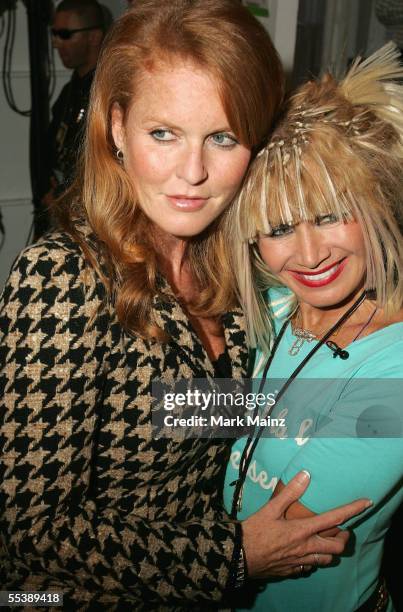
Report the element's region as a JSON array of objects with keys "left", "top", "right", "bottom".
[
  {"left": 125, "top": 148, "right": 169, "bottom": 190},
  {"left": 352, "top": 230, "right": 366, "bottom": 257},
  {"left": 257, "top": 240, "right": 285, "bottom": 274},
  {"left": 73, "top": 39, "right": 87, "bottom": 57},
  {"left": 338, "top": 221, "right": 363, "bottom": 242},
  {"left": 216, "top": 150, "right": 251, "bottom": 193},
  {"left": 339, "top": 223, "right": 367, "bottom": 261}
]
